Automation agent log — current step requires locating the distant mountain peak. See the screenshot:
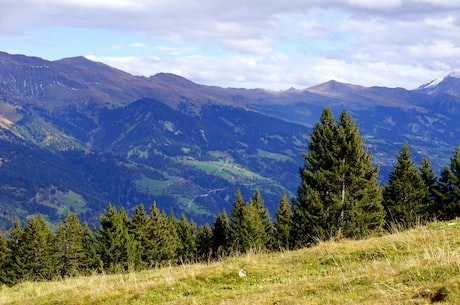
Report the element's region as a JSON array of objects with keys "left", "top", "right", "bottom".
[
  {"left": 150, "top": 73, "right": 201, "bottom": 89},
  {"left": 418, "top": 71, "right": 460, "bottom": 90},
  {"left": 416, "top": 71, "right": 460, "bottom": 97},
  {"left": 306, "top": 80, "right": 364, "bottom": 96},
  {"left": 54, "top": 56, "right": 115, "bottom": 71},
  {"left": 417, "top": 78, "right": 443, "bottom": 90},
  {"left": 55, "top": 56, "right": 89, "bottom": 63},
  {"left": 447, "top": 71, "right": 460, "bottom": 78}
]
